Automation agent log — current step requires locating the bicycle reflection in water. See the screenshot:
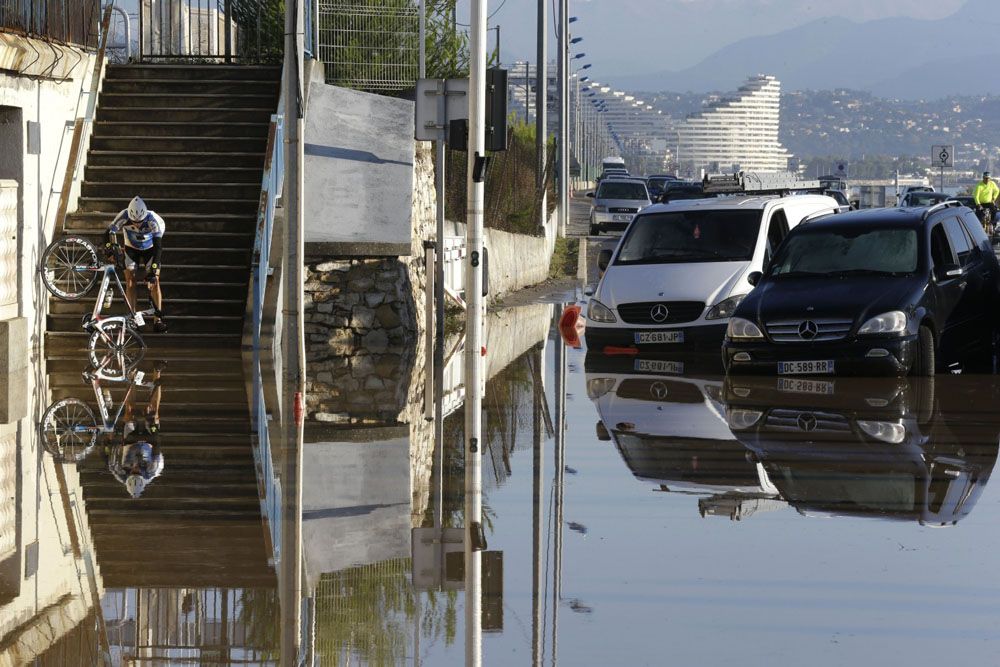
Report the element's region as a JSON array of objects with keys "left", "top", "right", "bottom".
[{"left": 41, "top": 351, "right": 166, "bottom": 498}]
